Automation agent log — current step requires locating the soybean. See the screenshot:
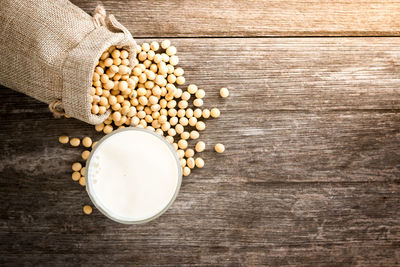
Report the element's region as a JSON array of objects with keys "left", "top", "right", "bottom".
[
  {"left": 83, "top": 205, "right": 92, "bottom": 215},
  {"left": 70, "top": 138, "right": 80, "bottom": 147},
  {"left": 215, "top": 143, "right": 225, "bottom": 153},
  {"left": 59, "top": 136, "right": 69, "bottom": 144}
]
